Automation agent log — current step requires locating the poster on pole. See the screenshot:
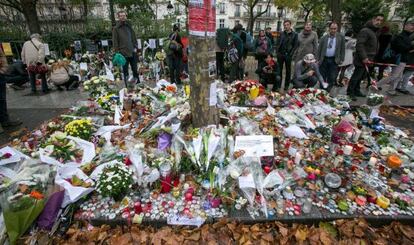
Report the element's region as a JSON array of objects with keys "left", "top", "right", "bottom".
[
  {"left": 188, "top": 0, "right": 216, "bottom": 37},
  {"left": 149, "top": 39, "right": 157, "bottom": 49},
  {"left": 1, "top": 43, "right": 13, "bottom": 56},
  {"left": 101, "top": 40, "right": 108, "bottom": 47},
  {"left": 137, "top": 39, "right": 142, "bottom": 49}
]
